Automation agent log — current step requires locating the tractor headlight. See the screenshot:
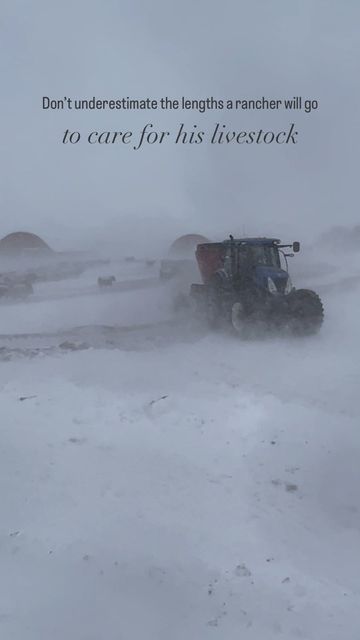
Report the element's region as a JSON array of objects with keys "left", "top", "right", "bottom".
[
  {"left": 284, "top": 276, "right": 293, "bottom": 295},
  {"left": 267, "top": 277, "right": 277, "bottom": 294}
]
